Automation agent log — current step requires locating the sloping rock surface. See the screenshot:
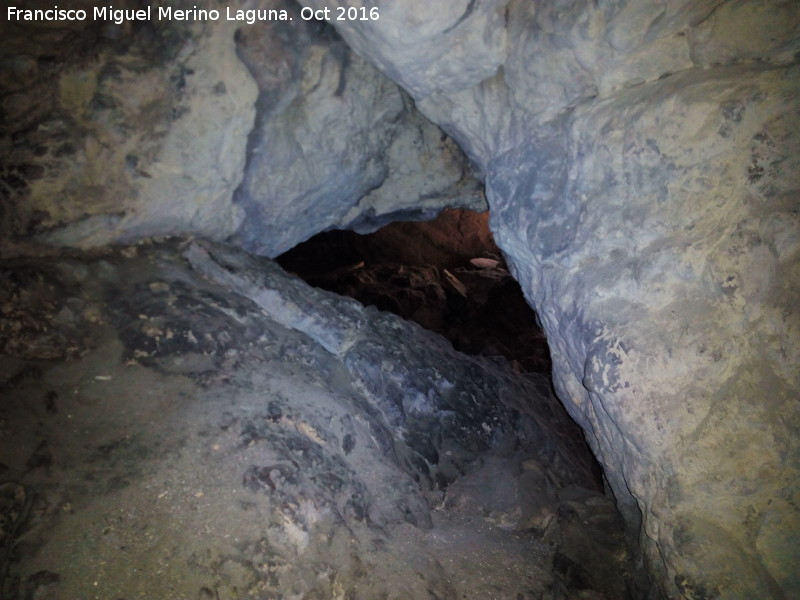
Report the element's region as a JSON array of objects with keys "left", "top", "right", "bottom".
[{"left": 0, "top": 239, "right": 636, "bottom": 599}]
